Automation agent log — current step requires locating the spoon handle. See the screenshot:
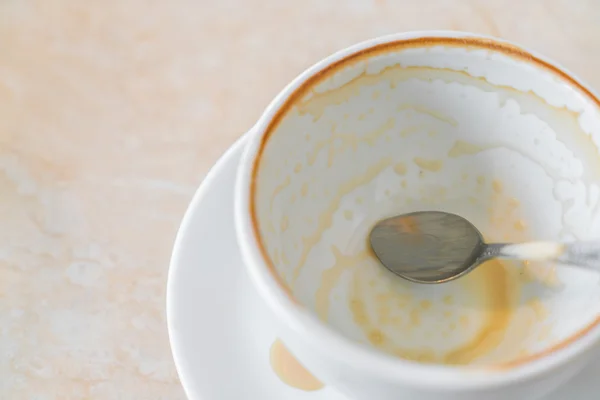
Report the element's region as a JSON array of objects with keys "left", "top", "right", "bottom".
[{"left": 482, "top": 241, "right": 600, "bottom": 270}]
